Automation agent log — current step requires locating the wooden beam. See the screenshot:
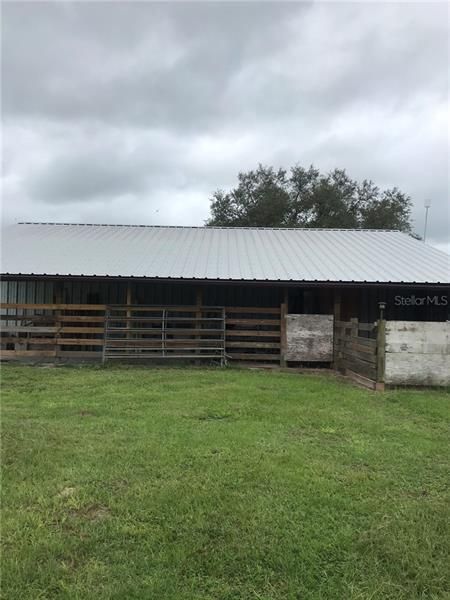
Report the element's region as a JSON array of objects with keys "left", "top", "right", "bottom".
[
  {"left": 280, "top": 302, "right": 287, "bottom": 367},
  {"left": 225, "top": 330, "right": 281, "bottom": 338},
  {"left": 228, "top": 353, "right": 280, "bottom": 361},
  {"left": 1, "top": 350, "right": 56, "bottom": 358},
  {"left": 195, "top": 287, "right": 203, "bottom": 358},
  {"left": 226, "top": 319, "right": 280, "bottom": 326},
  {"left": 376, "top": 319, "right": 386, "bottom": 384},
  {"left": 225, "top": 307, "right": 281, "bottom": 314},
  {"left": 126, "top": 283, "right": 132, "bottom": 341},
  {"left": 226, "top": 341, "right": 280, "bottom": 349},
  {"left": 0, "top": 303, "right": 107, "bottom": 310},
  {"left": 283, "top": 287, "right": 289, "bottom": 312},
  {"left": 332, "top": 289, "right": 341, "bottom": 368},
  {"left": 59, "top": 316, "right": 105, "bottom": 323}
]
